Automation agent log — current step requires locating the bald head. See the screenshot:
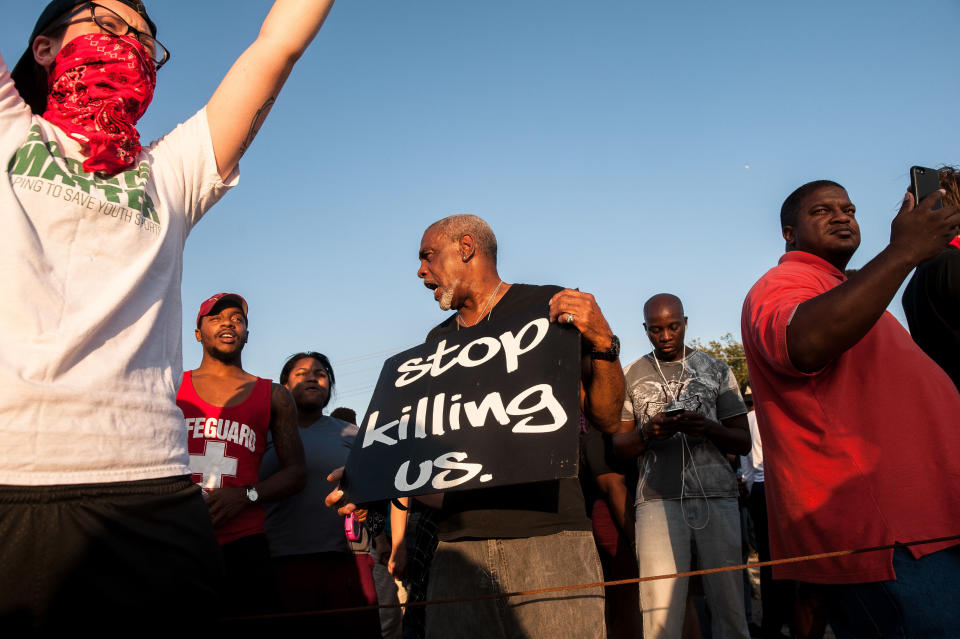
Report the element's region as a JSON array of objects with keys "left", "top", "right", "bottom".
[
  {"left": 643, "top": 294, "right": 687, "bottom": 361},
  {"left": 643, "top": 293, "right": 684, "bottom": 322}
]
